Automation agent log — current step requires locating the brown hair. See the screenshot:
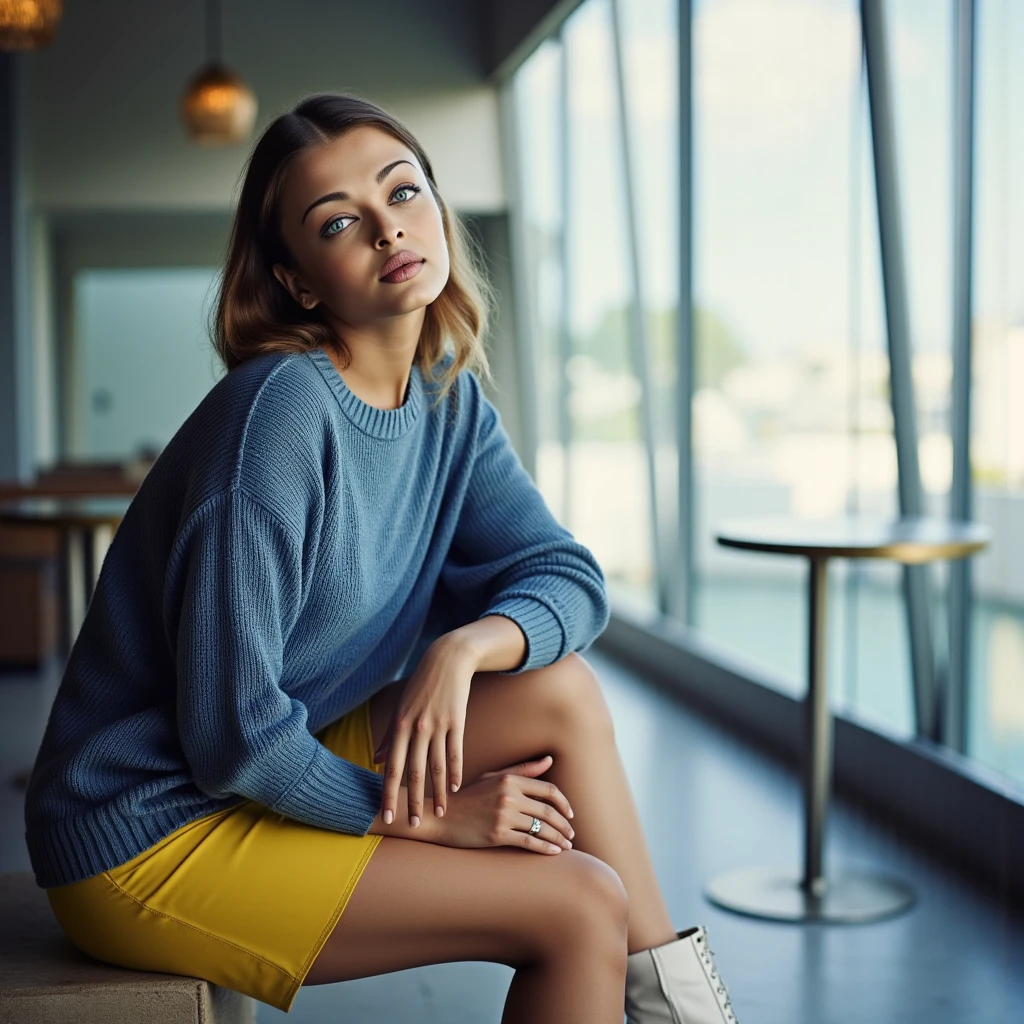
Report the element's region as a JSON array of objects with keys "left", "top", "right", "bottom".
[{"left": 212, "top": 92, "right": 496, "bottom": 412}]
